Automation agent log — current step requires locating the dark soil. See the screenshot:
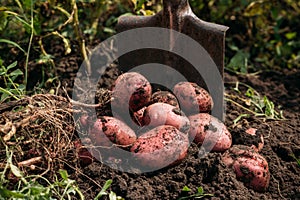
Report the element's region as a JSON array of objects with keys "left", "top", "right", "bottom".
[{"left": 1, "top": 38, "right": 299, "bottom": 200}]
